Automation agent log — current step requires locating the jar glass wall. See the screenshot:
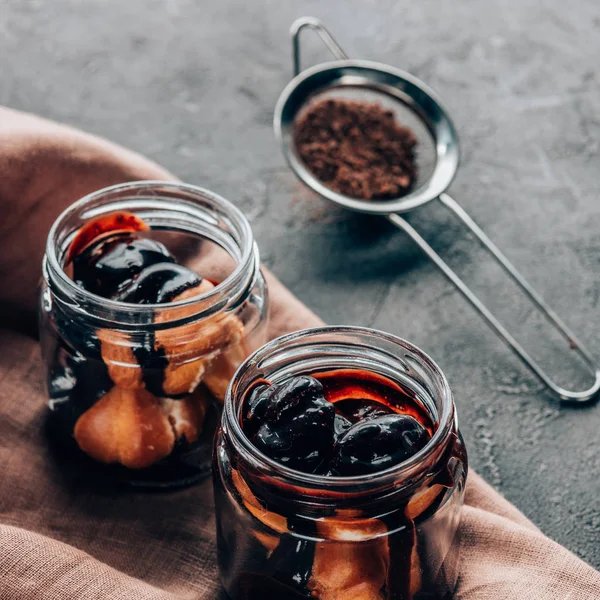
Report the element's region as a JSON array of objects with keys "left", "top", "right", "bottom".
[
  {"left": 213, "top": 326, "right": 467, "bottom": 599},
  {"left": 39, "top": 181, "right": 268, "bottom": 488}
]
